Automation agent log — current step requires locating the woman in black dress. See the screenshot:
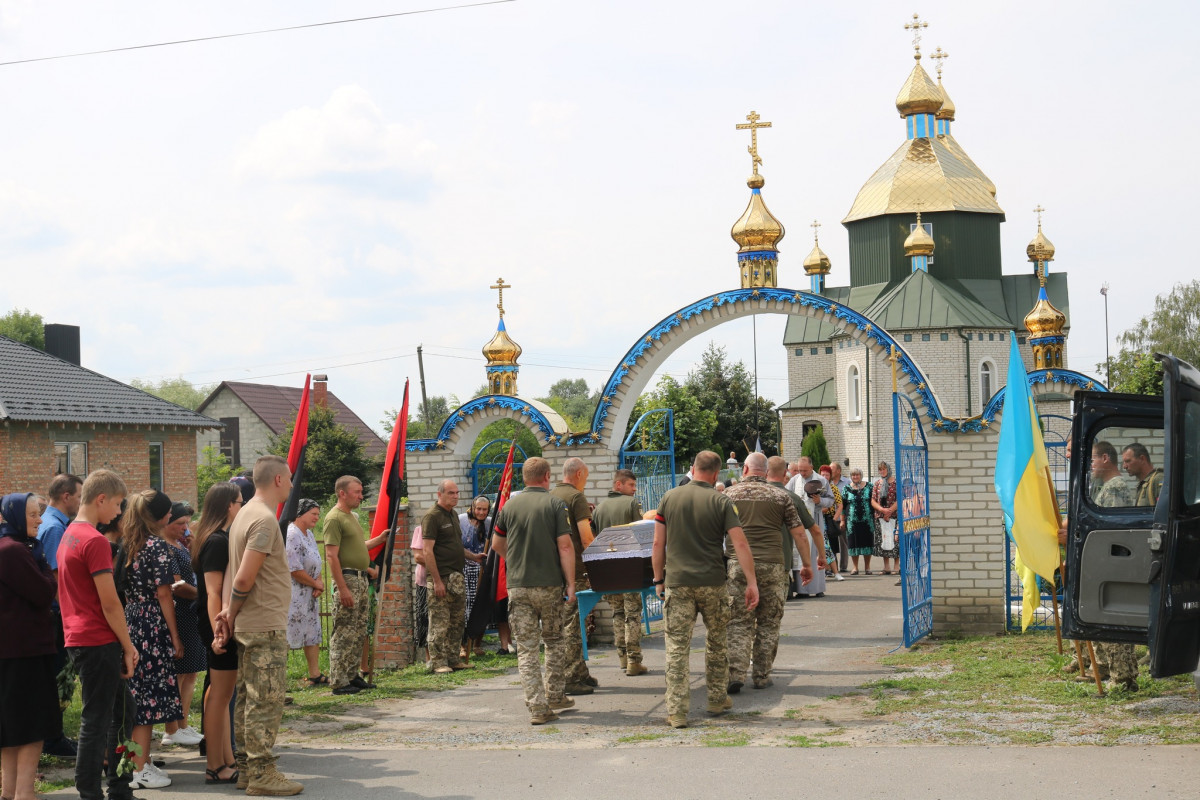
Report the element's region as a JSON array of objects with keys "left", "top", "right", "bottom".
[
  {"left": 0, "top": 492, "right": 58, "bottom": 800},
  {"left": 161, "top": 501, "right": 204, "bottom": 746}
]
